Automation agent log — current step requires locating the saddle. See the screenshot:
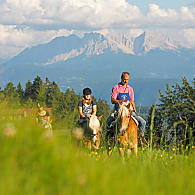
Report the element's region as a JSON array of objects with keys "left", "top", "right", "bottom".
[{"left": 131, "top": 115, "right": 139, "bottom": 126}]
